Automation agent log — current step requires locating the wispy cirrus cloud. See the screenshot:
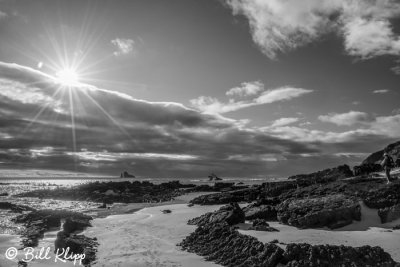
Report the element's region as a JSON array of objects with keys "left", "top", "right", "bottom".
[
  {"left": 111, "top": 38, "right": 136, "bottom": 56},
  {"left": 318, "top": 110, "right": 372, "bottom": 126},
  {"left": 373, "top": 89, "right": 390, "bottom": 94},
  {"left": 270, "top": 117, "right": 299, "bottom": 128},
  {"left": 226, "top": 81, "right": 264, "bottom": 97},
  {"left": 224, "top": 0, "right": 400, "bottom": 67},
  {"left": 191, "top": 81, "right": 313, "bottom": 114}
]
